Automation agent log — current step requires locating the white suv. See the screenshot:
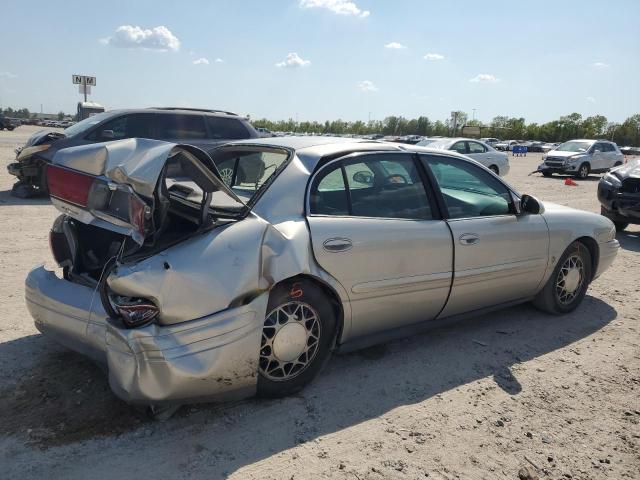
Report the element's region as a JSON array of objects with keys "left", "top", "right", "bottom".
[{"left": 538, "top": 139, "right": 624, "bottom": 179}]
